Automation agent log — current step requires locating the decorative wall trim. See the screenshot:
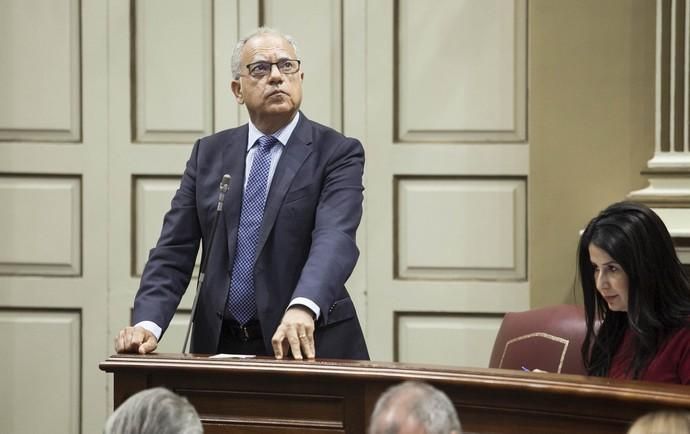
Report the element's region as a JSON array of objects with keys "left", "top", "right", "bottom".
[
  {"left": 394, "top": 311, "right": 503, "bottom": 364},
  {"left": 393, "top": 0, "right": 527, "bottom": 143},
  {"left": 0, "top": 175, "right": 82, "bottom": 276},
  {"left": 394, "top": 176, "right": 527, "bottom": 281},
  {"left": 0, "top": 0, "right": 82, "bottom": 142},
  {"left": 131, "top": 0, "right": 214, "bottom": 143}
]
